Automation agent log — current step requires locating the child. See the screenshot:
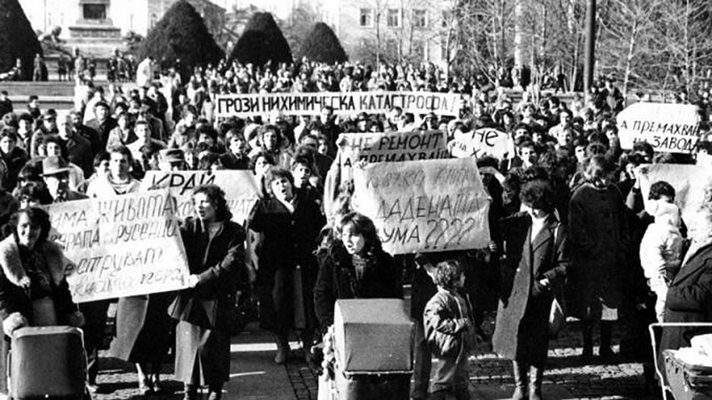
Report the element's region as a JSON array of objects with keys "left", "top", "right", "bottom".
[
  {"left": 423, "top": 260, "right": 475, "bottom": 400},
  {"left": 640, "top": 201, "right": 684, "bottom": 322}
]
